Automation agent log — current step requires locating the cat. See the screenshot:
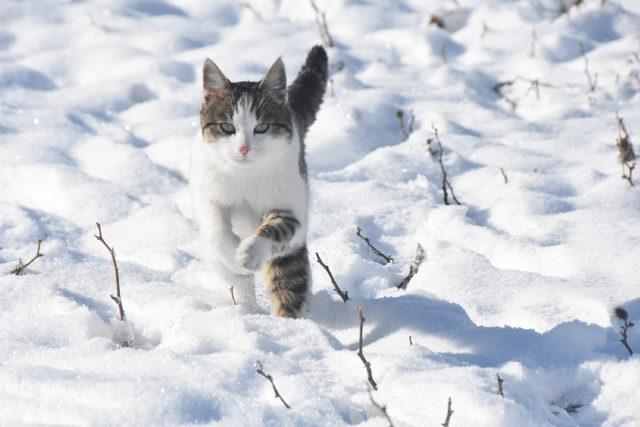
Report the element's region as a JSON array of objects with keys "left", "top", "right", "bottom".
[{"left": 190, "top": 46, "right": 328, "bottom": 318}]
